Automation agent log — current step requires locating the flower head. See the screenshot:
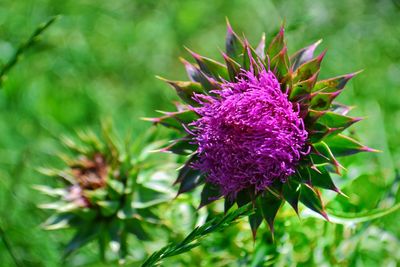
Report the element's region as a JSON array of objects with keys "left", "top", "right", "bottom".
[
  {"left": 192, "top": 69, "right": 308, "bottom": 197},
  {"left": 37, "top": 127, "right": 173, "bottom": 260},
  {"left": 149, "top": 20, "right": 375, "bottom": 235}
]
